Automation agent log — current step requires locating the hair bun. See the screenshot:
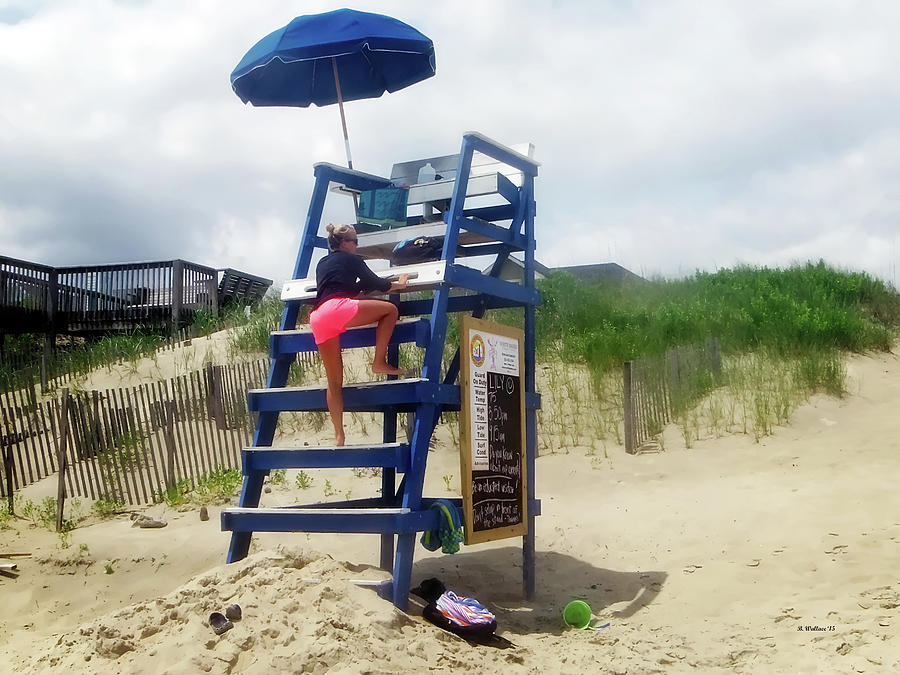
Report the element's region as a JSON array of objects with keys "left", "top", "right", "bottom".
[{"left": 325, "top": 223, "right": 335, "bottom": 234}]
